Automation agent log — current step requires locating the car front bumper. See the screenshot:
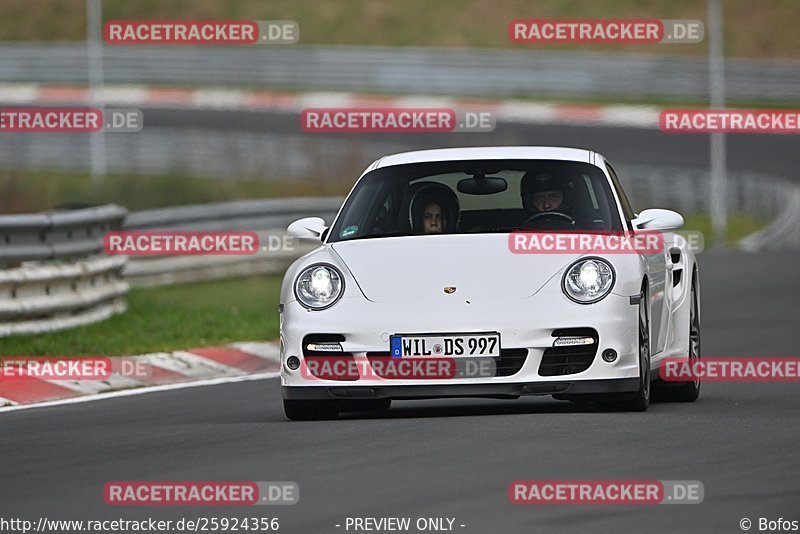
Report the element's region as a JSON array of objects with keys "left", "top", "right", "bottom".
[{"left": 280, "top": 289, "right": 641, "bottom": 397}]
